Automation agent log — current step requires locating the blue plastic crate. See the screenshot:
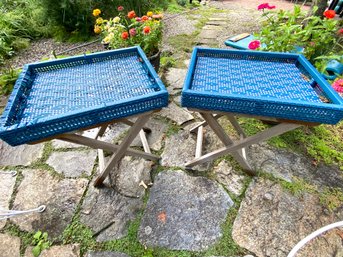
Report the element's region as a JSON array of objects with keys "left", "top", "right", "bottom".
[
  {"left": 0, "top": 46, "right": 168, "bottom": 146},
  {"left": 181, "top": 47, "right": 343, "bottom": 124}
]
